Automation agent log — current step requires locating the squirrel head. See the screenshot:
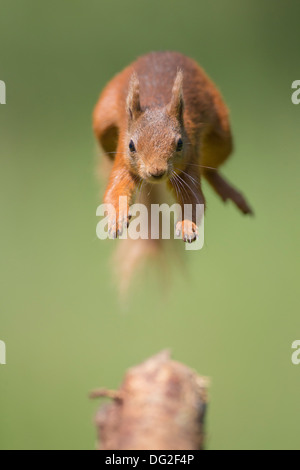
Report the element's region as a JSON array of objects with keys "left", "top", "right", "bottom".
[{"left": 125, "top": 71, "right": 186, "bottom": 183}]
